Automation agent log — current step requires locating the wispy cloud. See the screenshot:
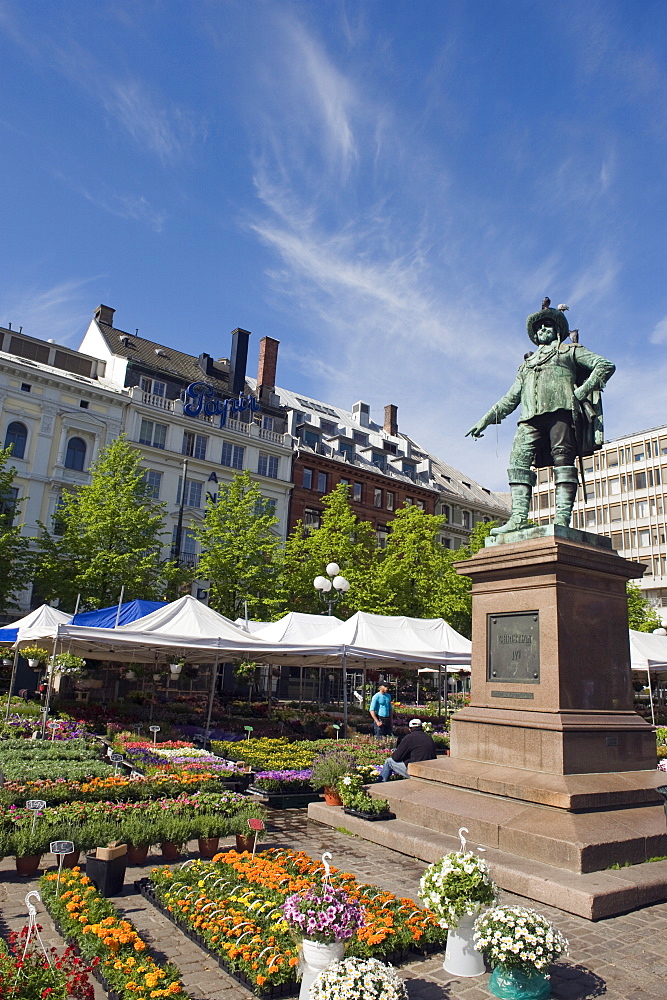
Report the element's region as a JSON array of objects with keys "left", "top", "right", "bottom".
[
  {"left": 650, "top": 316, "right": 667, "bottom": 345},
  {"left": 0, "top": 278, "right": 100, "bottom": 345},
  {"left": 0, "top": 6, "right": 205, "bottom": 162},
  {"left": 52, "top": 171, "right": 167, "bottom": 232}
]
